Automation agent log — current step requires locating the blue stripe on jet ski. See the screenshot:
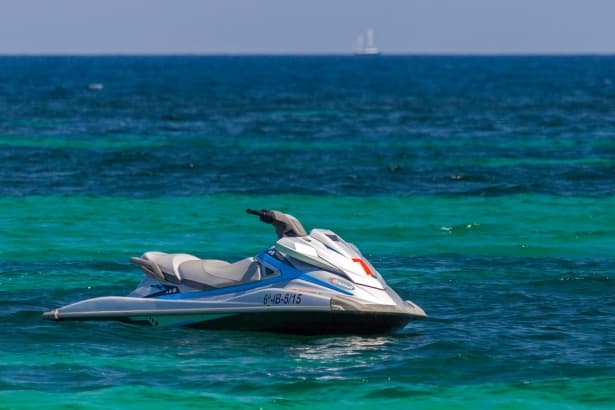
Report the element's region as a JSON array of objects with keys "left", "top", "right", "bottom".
[
  {"left": 262, "top": 251, "right": 352, "bottom": 295},
  {"left": 256, "top": 252, "right": 352, "bottom": 296},
  {"left": 157, "top": 251, "right": 351, "bottom": 300},
  {"left": 157, "top": 274, "right": 290, "bottom": 300}
]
